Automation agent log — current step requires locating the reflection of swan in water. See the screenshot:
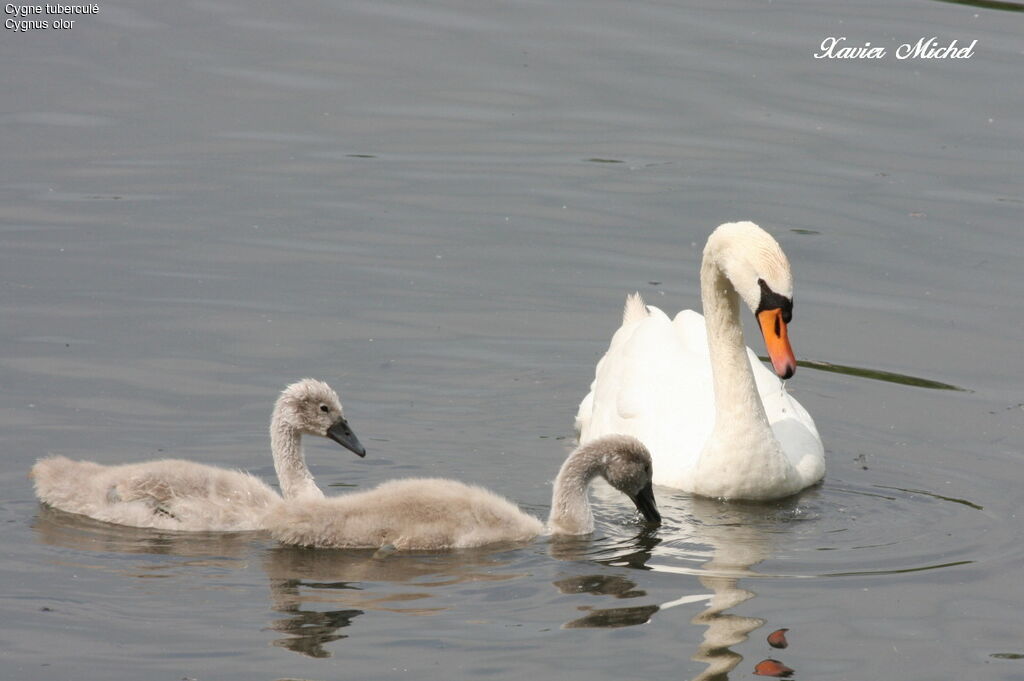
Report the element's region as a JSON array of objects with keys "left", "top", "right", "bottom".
[
  {"left": 572, "top": 486, "right": 787, "bottom": 680},
  {"left": 659, "top": 495, "right": 789, "bottom": 681},
  {"left": 260, "top": 545, "right": 525, "bottom": 657}
]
